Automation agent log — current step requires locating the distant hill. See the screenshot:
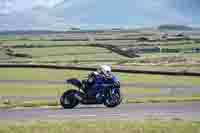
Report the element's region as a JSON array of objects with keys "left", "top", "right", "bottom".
[
  {"left": 0, "top": 29, "right": 139, "bottom": 35},
  {"left": 0, "top": 30, "right": 67, "bottom": 35},
  {"left": 158, "top": 24, "right": 193, "bottom": 31}
]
